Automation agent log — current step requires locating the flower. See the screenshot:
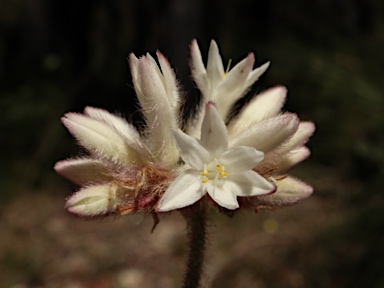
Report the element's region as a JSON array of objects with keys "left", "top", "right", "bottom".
[
  {"left": 56, "top": 39, "right": 315, "bottom": 218},
  {"left": 157, "top": 102, "right": 275, "bottom": 212},
  {"left": 188, "top": 39, "right": 270, "bottom": 137},
  {"left": 55, "top": 51, "right": 181, "bottom": 217}
]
